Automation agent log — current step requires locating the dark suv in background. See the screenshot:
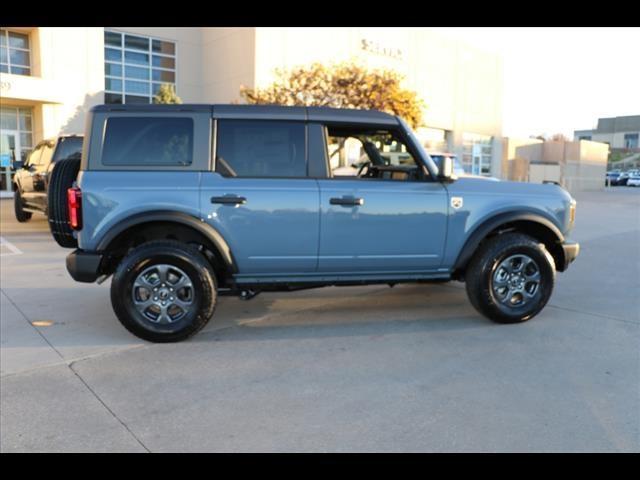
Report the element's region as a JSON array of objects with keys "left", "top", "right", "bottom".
[{"left": 13, "top": 134, "right": 83, "bottom": 222}]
